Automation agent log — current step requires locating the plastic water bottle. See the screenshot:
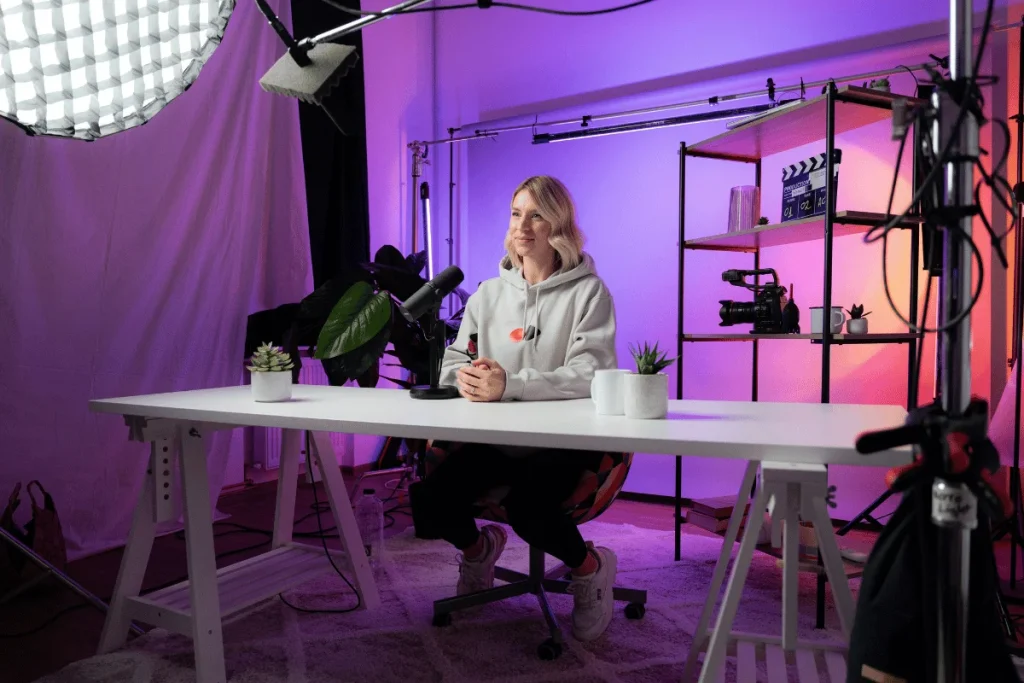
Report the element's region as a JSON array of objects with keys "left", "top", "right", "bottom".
[{"left": 355, "top": 488, "right": 384, "bottom": 568}]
